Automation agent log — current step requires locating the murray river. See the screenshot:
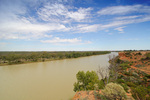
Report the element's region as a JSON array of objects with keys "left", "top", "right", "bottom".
[{"left": 0, "top": 52, "right": 118, "bottom": 100}]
